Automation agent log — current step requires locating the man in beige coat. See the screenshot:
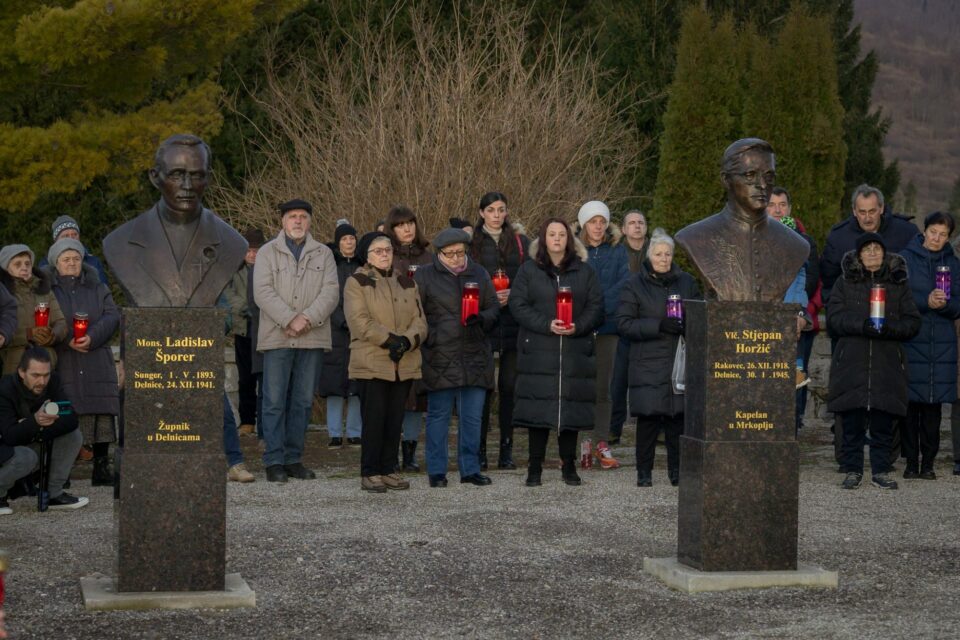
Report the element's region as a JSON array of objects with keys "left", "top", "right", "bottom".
[{"left": 254, "top": 199, "right": 339, "bottom": 483}]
